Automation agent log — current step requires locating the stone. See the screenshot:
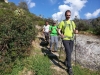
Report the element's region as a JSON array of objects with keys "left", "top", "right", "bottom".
[{"left": 72, "top": 34, "right": 100, "bottom": 71}]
